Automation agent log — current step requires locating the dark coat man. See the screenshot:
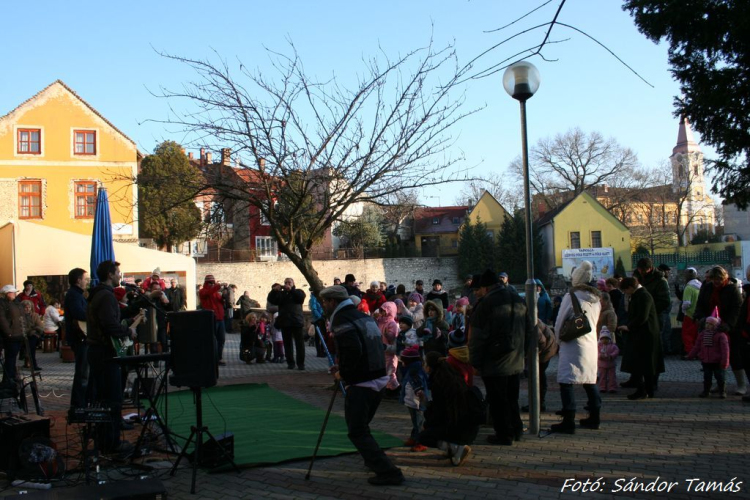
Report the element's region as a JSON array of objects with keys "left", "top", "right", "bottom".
[
  {"left": 469, "top": 269, "right": 530, "bottom": 446},
  {"left": 319, "top": 285, "right": 403, "bottom": 486},
  {"left": 267, "top": 278, "right": 306, "bottom": 370}
]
